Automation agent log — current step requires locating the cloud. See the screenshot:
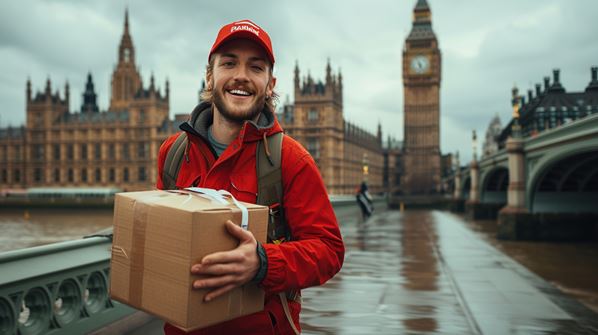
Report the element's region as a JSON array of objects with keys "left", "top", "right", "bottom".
[{"left": 1, "top": 0, "right": 597, "bottom": 165}]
